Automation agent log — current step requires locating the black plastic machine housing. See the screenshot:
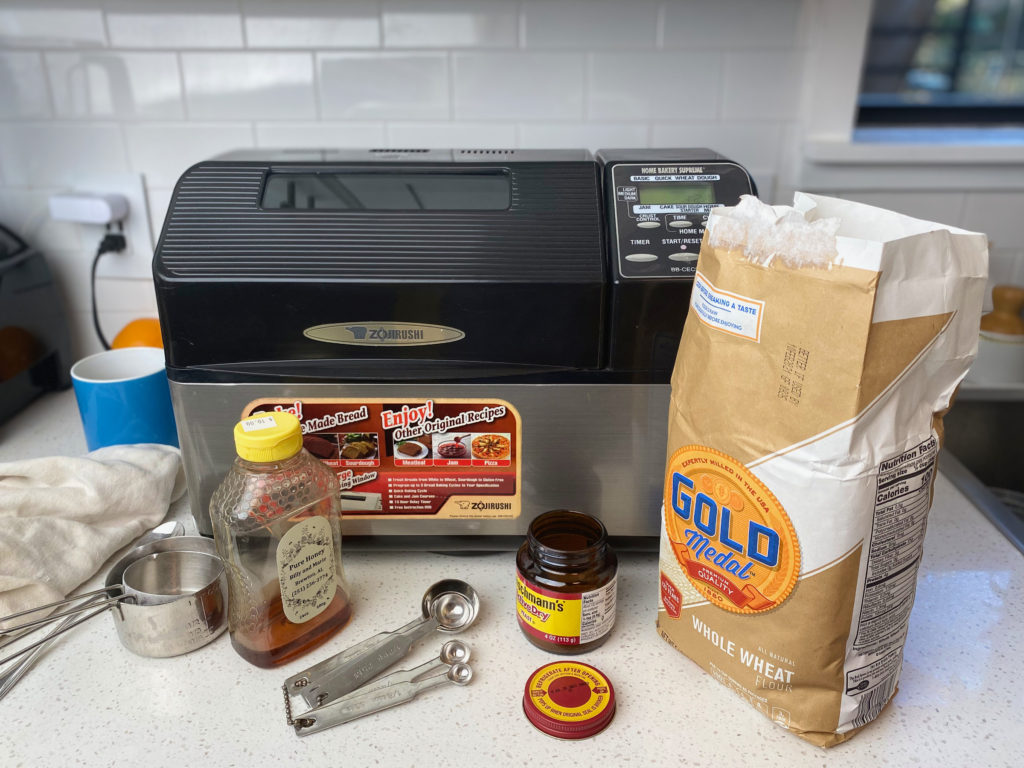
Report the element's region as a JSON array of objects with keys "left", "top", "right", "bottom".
[{"left": 154, "top": 148, "right": 755, "bottom": 387}]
